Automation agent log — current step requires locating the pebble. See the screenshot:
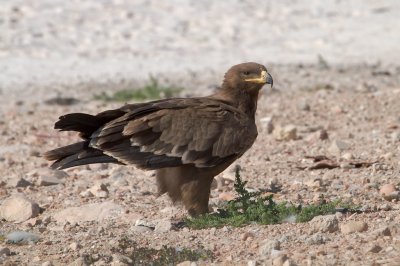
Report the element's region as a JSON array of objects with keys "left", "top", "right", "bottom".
[
  {"left": 273, "top": 125, "right": 297, "bottom": 141},
  {"left": 154, "top": 219, "right": 173, "bottom": 233},
  {"left": 218, "top": 192, "right": 235, "bottom": 201},
  {"left": 69, "top": 242, "right": 81, "bottom": 251},
  {"left": 0, "top": 246, "right": 10, "bottom": 256},
  {"left": 52, "top": 201, "right": 124, "bottom": 224},
  {"left": 259, "top": 239, "right": 280, "bottom": 256},
  {"left": 241, "top": 232, "right": 255, "bottom": 241},
  {"left": 260, "top": 116, "right": 274, "bottom": 134},
  {"left": 302, "top": 234, "right": 330, "bottom": 245},
  {"left": 131, "top": 225, "right": 154, "bottom": 233},
  {"left": 371, "top": 226, "right": 391, "bottom": 237},
  {"left": 42, "top": 261, "right": 53, "bottom": 266},
  {"left": 38, "top": 175, "right": 64, "bottom": 186},
  {"left": 298, "top": 101, "right": 311, "bottom": 111},
  {"left": 35, "top": 168, "right": 67, "bottom": 186},
  {"left": 88, "top": 183, "right": 109, "bottom": 198},
  {"left": 6, "top": 231, "right": 40, "bottom": 244},
  {"left": 366, "top": 244, "right": 382, "bottom": 253},
  {"left": 340, "top": 221, "right": 368, "bottom": 234},
  {"left": 305, "top": 129, "right": 329, "bottom": 142},
  {"left": 272, "top": 254, "right": 288, "bottom": 266},
  {"left": 112, "top": 254, "right": 133, "bottom": 265},
  {"left": 8, "top": 177, "right": 32, "bottom": 188},
  {"left": 328, "top": 139, "right": 350, "bottom": 155},
  {"left": 379, "top": 184, "right": 399, "bottom": 201},
  {"left": 67, "top": 257, "right": 87, "bottom": 266},
  {"left": 341, "top": 152, "right": 354, "bottom": 160},
  {"left": 135, "top": 219, "right": 156, "bottom": 228},
  {"left": 247, "top": 260, "right": 257, "bottom": 266},
  {"left": 0, "top": 194, "right": 40, "bottom": 222},
  {"left": 309, "top": 215, "right": 339, "bottom": 233}
]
